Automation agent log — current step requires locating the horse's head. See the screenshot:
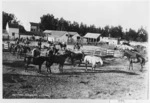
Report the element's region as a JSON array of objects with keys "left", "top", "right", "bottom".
[{"left": 64, "top": 49, "right": 72, "bottom": 57}]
